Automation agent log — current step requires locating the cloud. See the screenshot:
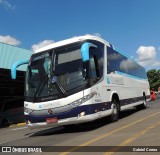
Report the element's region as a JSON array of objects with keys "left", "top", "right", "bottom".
[
  {"left": 0, "top": 35, "right": 21, "bottom": 46},
  {"left": 136, "top": 46, "right": 160, "bottom": 67},
  {"left": 31, "top": 40, "right": 55, "bottom": 51},
  {"left": 0, "top": 0, "right": 15, "bottom": 10}
]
